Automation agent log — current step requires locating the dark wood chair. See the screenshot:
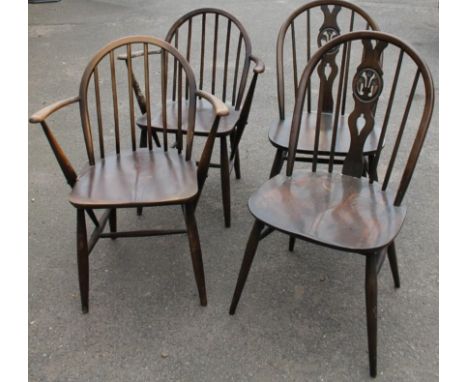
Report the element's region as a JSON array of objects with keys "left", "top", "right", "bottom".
[
  {"left": 229, "top": 31, "right": 434, "bottom": 377},
  {"left": 120, "top": 8, "right": 265, "bottom": 227},
  {"left": 272, "top": 0, "right": 380, "bottom": 252},
  {"left": 29, "top": 36, "right": 229, "bottom": 313}
]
